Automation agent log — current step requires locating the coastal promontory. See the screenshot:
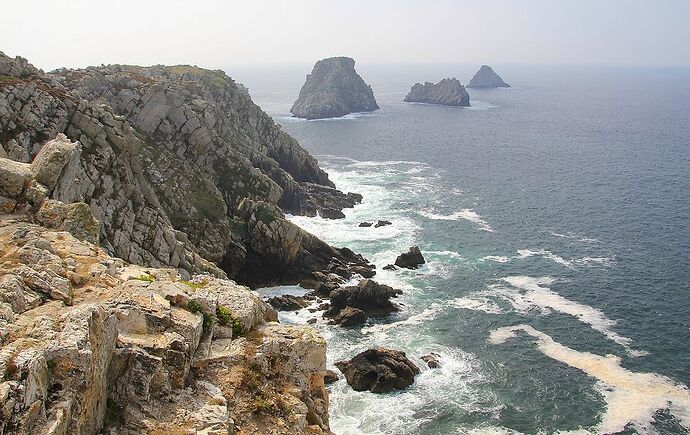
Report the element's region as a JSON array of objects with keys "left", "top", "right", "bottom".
[
  {"left": 403, "top": 78, "right": 470, "bottom": 107},
  {"left": 290, "top": 57, "right": 379, "bottom": 119},
  {"left": 467, "top": 65, "right": 510, "bottom": 88}
]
